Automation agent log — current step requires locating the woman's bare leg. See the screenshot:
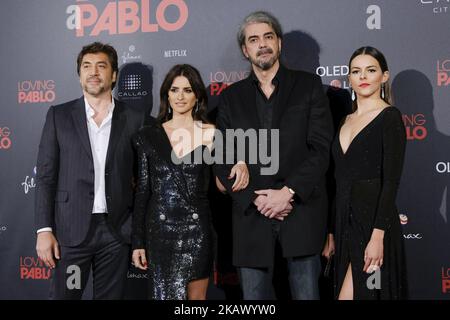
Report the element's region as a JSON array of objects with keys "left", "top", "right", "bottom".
[
  {"left": 187, "top": 277, "right": 209, "bottom": 300},
  {"left": 338, "top": 264, "right": 354, "bottom": 300}
]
